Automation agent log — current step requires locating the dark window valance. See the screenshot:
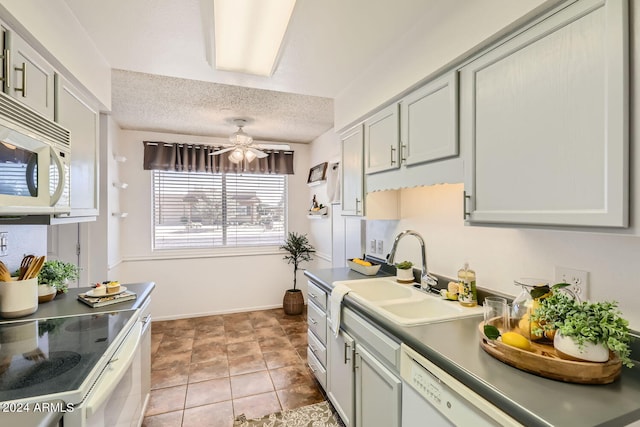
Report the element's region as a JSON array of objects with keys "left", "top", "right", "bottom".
[{"left": 142, "top": 141, "right": 295, "bottom": 175}]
